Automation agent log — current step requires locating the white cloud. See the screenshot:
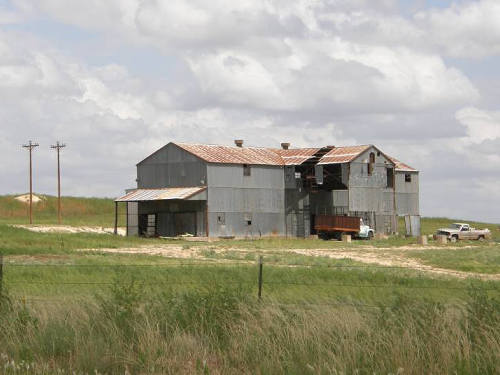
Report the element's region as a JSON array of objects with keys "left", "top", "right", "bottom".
[
  {"left": 456, "top": 106, "right": 500, "bottom": 143},
  {"left": 415, "top": 0, "right": 500, "bottom": 58}
]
